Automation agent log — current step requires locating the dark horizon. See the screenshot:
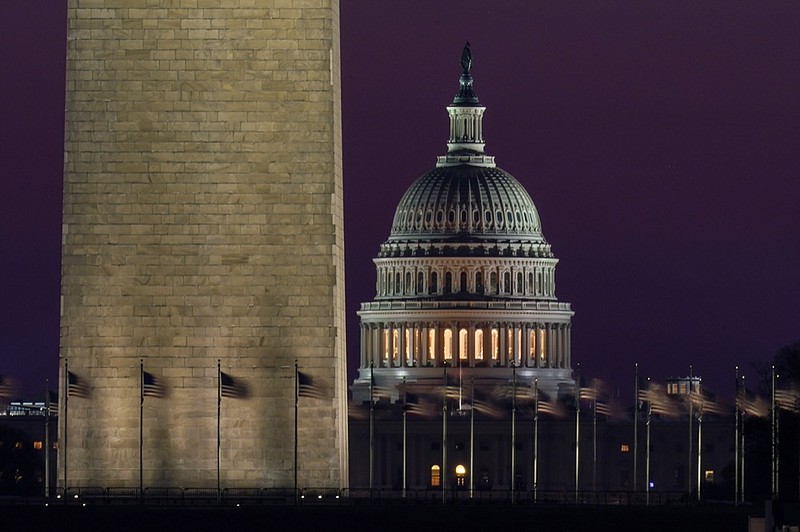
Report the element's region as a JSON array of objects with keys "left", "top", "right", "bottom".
[{"left": 2, "top": 2, "right": 798, "bottom": 402}]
